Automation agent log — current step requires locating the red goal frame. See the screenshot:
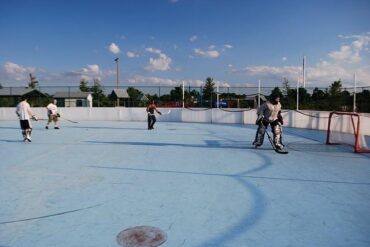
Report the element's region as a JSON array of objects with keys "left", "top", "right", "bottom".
[{"left": 326, "top": 111, "right": 370, "bottom": 153}]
